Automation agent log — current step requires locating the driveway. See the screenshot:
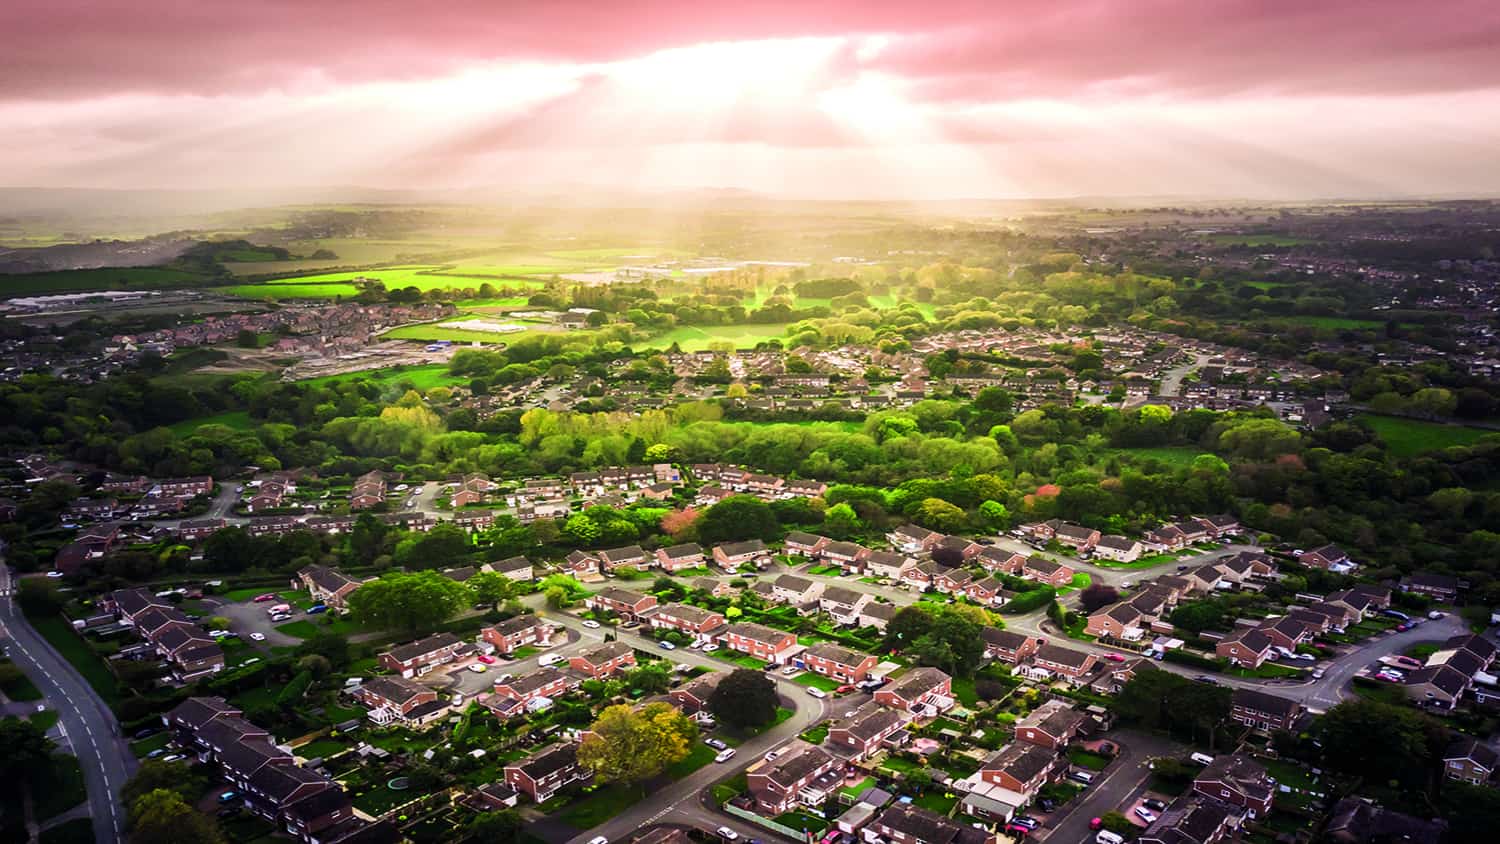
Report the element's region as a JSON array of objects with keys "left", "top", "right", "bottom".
[
  {"left": 1041, "top": 729, "right": 1184, "bottom": 843},
  {"left": 210, "top": 597, "right": 304, "bottom": 647}
]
